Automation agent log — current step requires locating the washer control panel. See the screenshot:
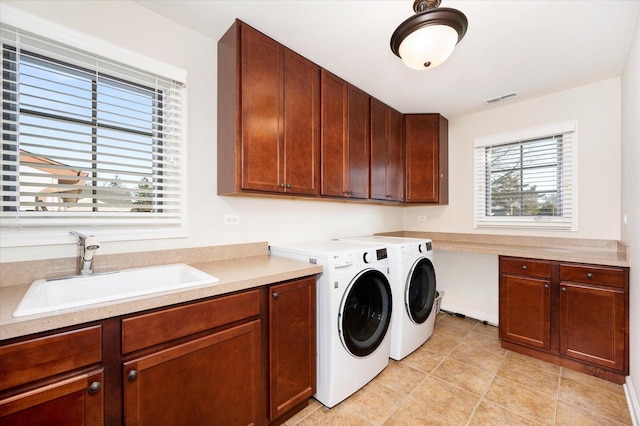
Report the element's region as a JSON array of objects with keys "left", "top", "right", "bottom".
[{"left": 362, "top": 248, "right": 387, "bottom": 264}]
